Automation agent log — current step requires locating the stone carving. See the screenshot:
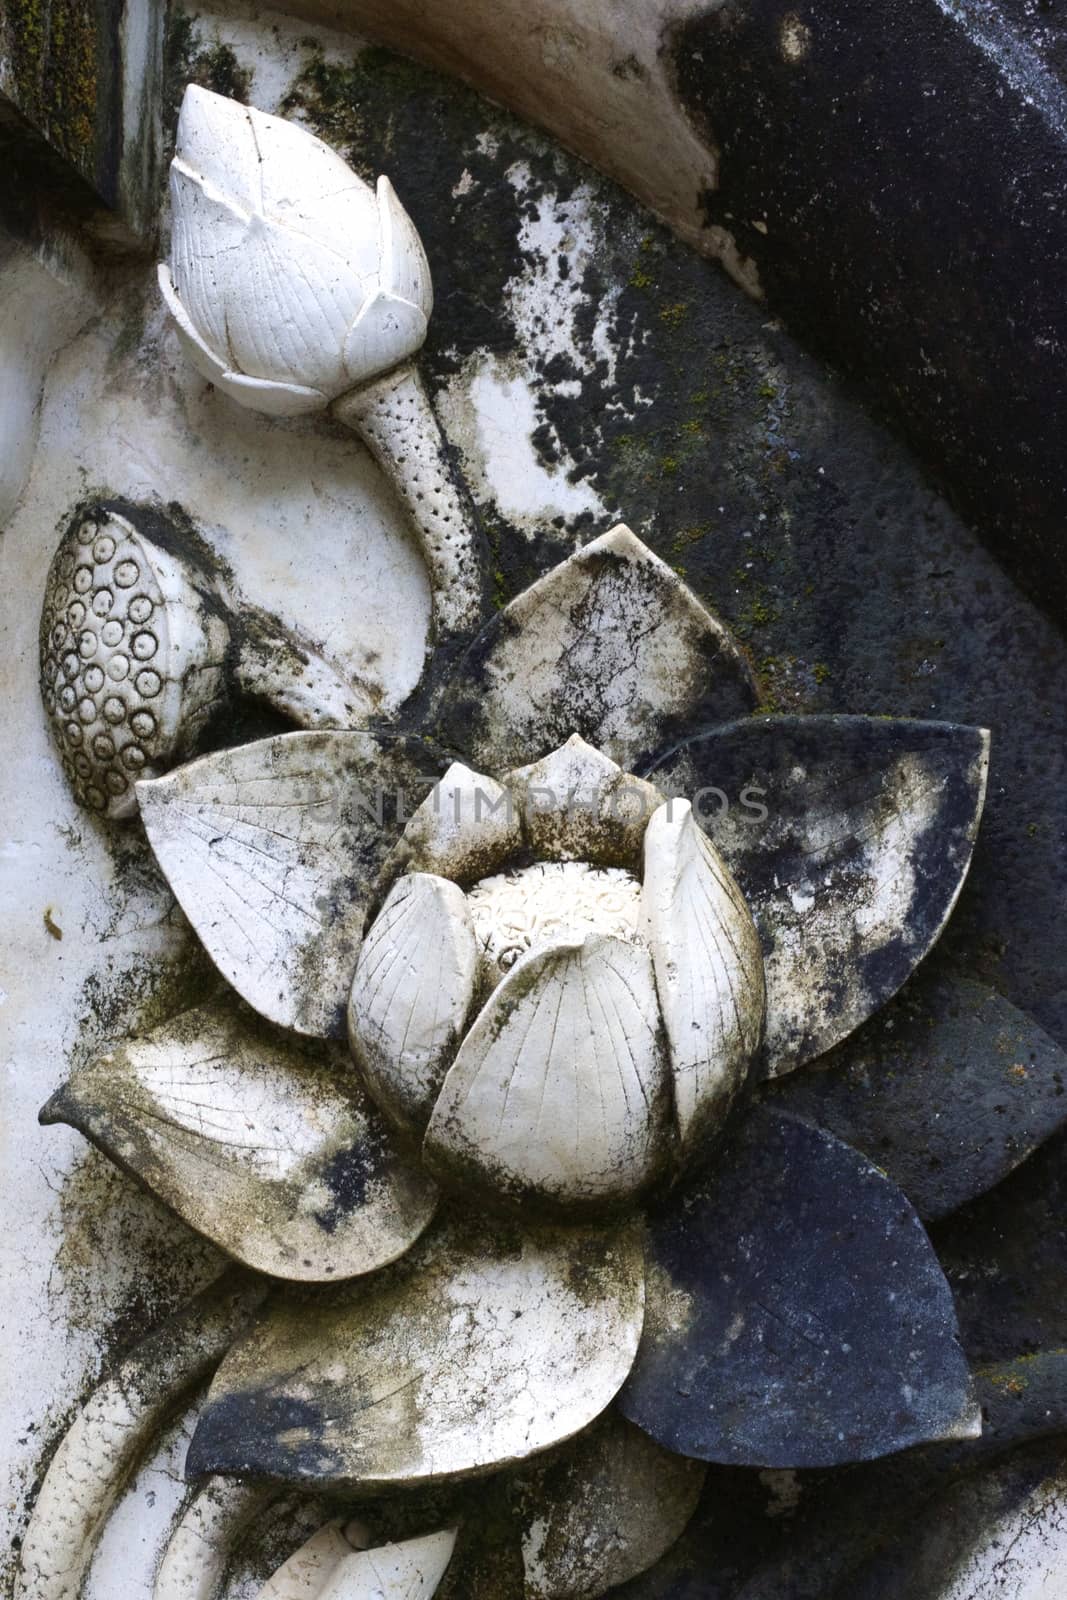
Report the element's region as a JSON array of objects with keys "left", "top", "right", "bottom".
[
  {"left": 256, "top": 1527, "right": 457, "bottom": 1600},
  {"left": 17, "top": 76, "right": 1067, "bottom": 1600},
  {"left": 159, "top": 86, "right": 482, "bottom": 641},
  {"left": 39, "top": 503, "right": 382, "bottom": 817}
]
